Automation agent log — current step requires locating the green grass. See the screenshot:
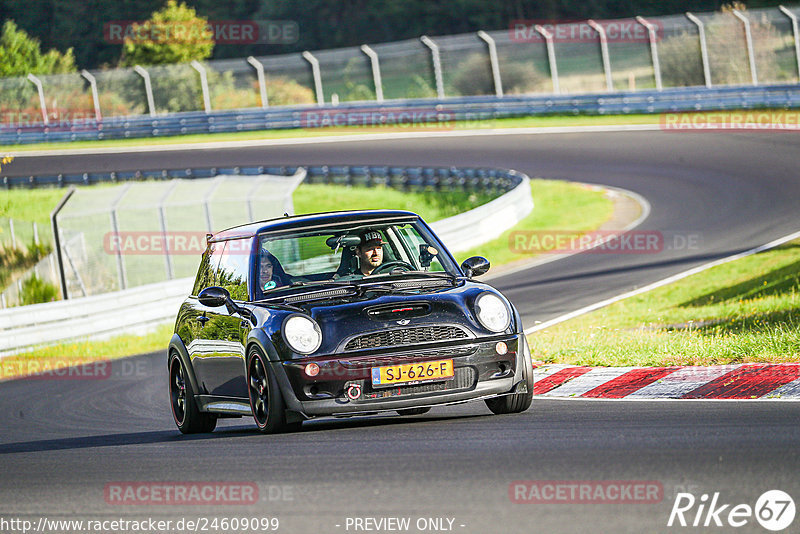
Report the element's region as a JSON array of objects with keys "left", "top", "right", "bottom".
[
  {"left": 1, "top": 114, "right": 661, "bottom": 153},
  {"left": 0, "top": 323, "right": 173, "bottom": 382},
  {"left": 1, "top": 178, "right": 615, "bottom": 380},
  {"left": 455, "top": 180, "right": 614, "bottom": 265},
  {"left": 528, "top": 241, "right": 800, "bottom": 367},
  {"left": 0, "top": 188, "right": 71, "bottom": 223},
  {"left": 1, "top": 182, "right": 496, "bottom": 226},
  {"left": 294, "top": 184, "right": 496, "bottom": 222}
]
